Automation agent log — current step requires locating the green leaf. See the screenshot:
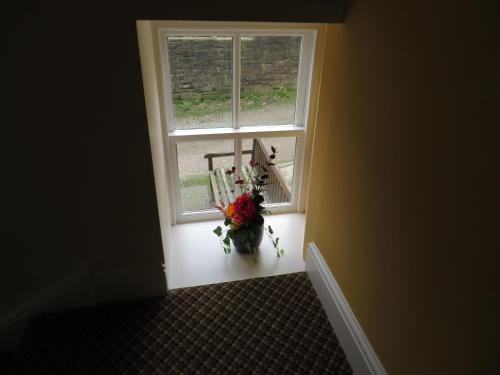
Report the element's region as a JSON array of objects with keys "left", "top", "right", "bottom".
[
  {"left": 250, "top": 253, "right": 258, "bottom": 264},
  {"left": 275, "top": 237, "right": 279, "bottom": 245},
  {"left": 224, "top": 217, "right": 231, "bottom": 226},
  {"left": 271, "top": 145, "right": 277, "bottom": 154},
  {"left": 226, "top": 246, "right": 232, "bottom": 254},
  {"left": 280, "top": 249, "right": 285, "bottom": 256},
  {"left": 226, "top": 229, "right": 234, "bottom": 239},
  {"left": 223, "top": 237, "right": 230, "bottom": 246},
  {"left": 268, "top": 225, "right": 273, "bottom": 235},
  {"left": 213, "top": 226, "right": 223, "bottom": 236}
]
